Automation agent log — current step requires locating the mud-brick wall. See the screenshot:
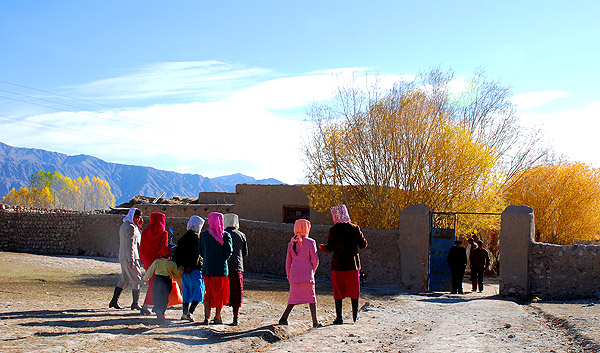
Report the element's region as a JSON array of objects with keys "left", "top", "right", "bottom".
[
  {"left": 239, "top": 219, "right": 402, "bottom": 284},
  {"left": 0, "top": 209, "right": 82, "bottom": 255},
  {"left": 74, "top": 214, "right": 191, "bottom": 258},
  {"left": 529, "top": 242, "right": 600, "bottom": 300},
  {"left": 0, "top": 206, "right": 405, "bottom": 286}
]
